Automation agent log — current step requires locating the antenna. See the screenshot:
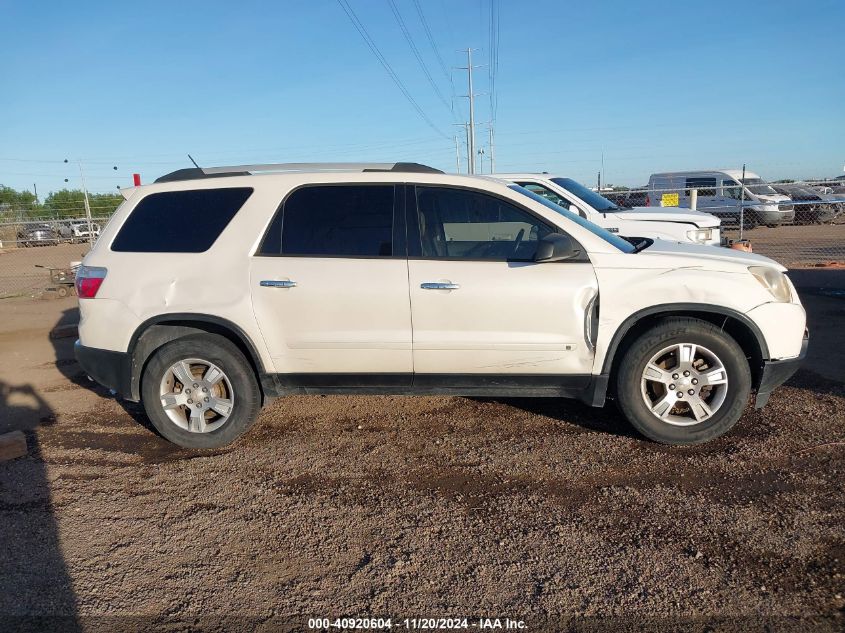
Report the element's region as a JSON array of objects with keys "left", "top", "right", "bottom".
[{"left": 188, "top": 154, "right": 200, "bottom": 168}]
